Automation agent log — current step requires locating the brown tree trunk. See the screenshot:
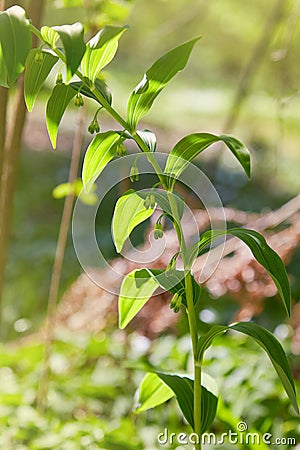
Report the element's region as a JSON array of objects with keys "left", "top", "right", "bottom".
[{"left": 0, "top": 0, "right": 46, "bottom": 331}]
